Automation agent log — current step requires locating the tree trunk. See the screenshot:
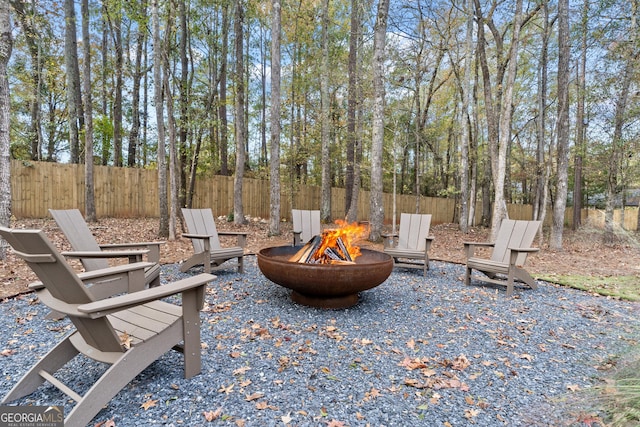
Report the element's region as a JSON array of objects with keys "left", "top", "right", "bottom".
[
  {"left": 152, "top": 0, "right": 168, "bottom": 238},
  {"left": 533, "top": 1, "right": 549, "bottom": 223},
  {"left": 111, "top": 5, "right": 123, "bottom": 166},
  {"left": 233, "top": 0, "right": 246, "bottom": 225},
  {"left": 81, "top": 0, "right": 95, "bottom": 222},
  {"left": 269, "top": 0, "right": 281, "bottom": 236},
  {"left": 368, "top": 0, "right": 390, "bottom": 242},
  {"left": 320, "top": 0, "right": 331, "bottom": 223},
  {"left": 64, "top": 0, "right": 81, "bottom": 164},
  {"left": 0, "top": 0, "right": 12, "bottom": 258},
  {"left": 219, "top": 5, "right": 229, "bottom": 176},
  {"left": 459, "top": 0, "right": 473, "bottom": 233},
  {"left": 345, "top": 0, "right": 359, "bottom": 216},
  {"left": 128, "top": 17, "right": 145, "bottom": 167},
  {"left": 178, "top": 0, "right": 189, "bottom": 209},
  {"left": 572, "top": 0, "right": 589, "bottom": 230},
  {"left": 550, "top": 0, "right": 570, "bottom": 250}
]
